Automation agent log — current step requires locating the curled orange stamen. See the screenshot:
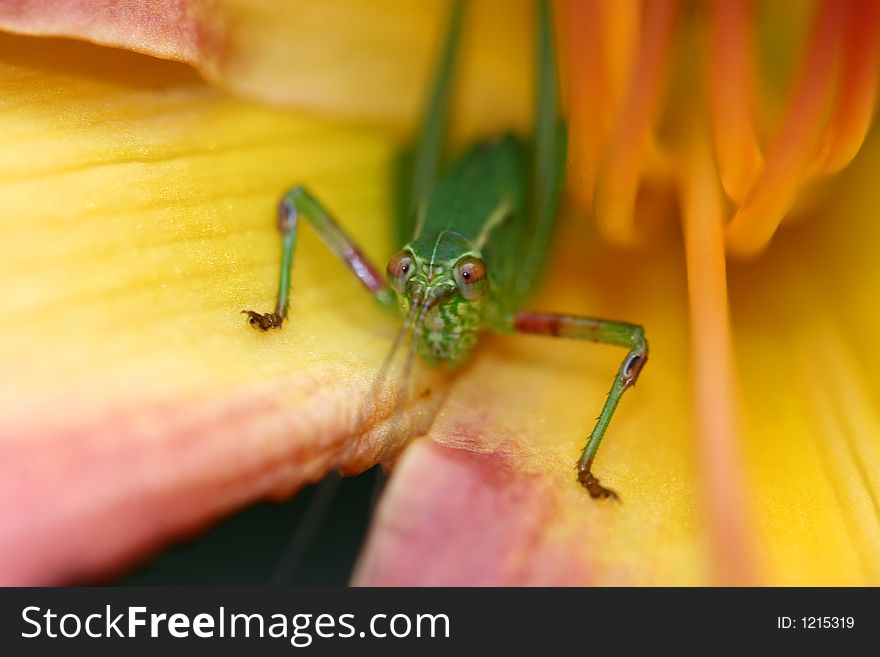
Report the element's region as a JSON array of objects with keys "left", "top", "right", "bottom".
[
  {"left": 563, "top": 0, "right": 640, "bottom": 209},
  {"left": 706, "top": 0, "right": 763, "bottom": 204},
  {"left": 725, "top": 0, "right": 844, "bottom": 257},
  {"left": 809, "top": 0, "right": 880, "bottom": 176},
  {"left": 593, "top": 0, "right": 681, "bottom": 247}
]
